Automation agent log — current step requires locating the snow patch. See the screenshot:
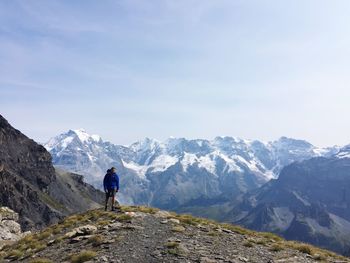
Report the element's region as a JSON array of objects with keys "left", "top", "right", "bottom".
[
  {"left": 150, "top": 155, "right": 178, "bottom": 173},
  {"left": 336, "top": 151, "right": 350, "bottom": 159},
  {"left": 181, "top": 152, "right": 198, "bottom": 171},
  {"left": 122, "top": 160, "right": 148, "bottom": 179},
  {"left": 61, "top": 136, "right": 74, "bottom": 148},
  {"left": 73, "top": 129, "right": 91, "bottom": 143},
  {"left": 197, "top": 155, "right": 216, "bottom": 174}
]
